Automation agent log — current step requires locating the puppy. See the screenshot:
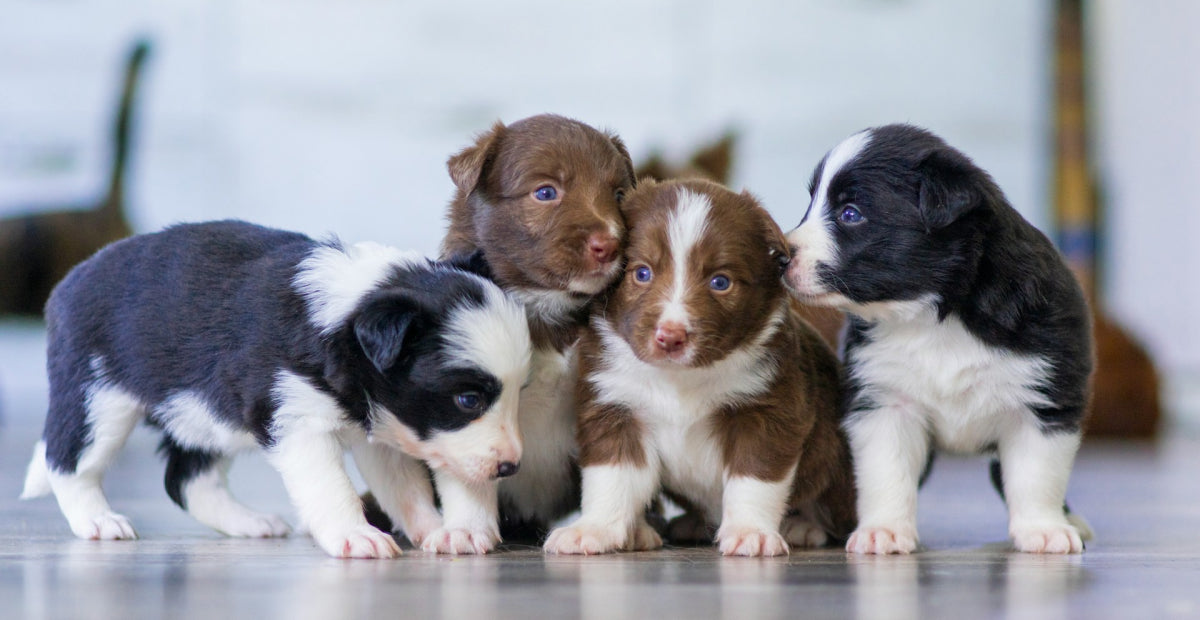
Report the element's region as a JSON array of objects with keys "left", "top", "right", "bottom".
[
  {"left": 20, "top": 220, "right": 531, "bottom": 558},
  {"left": 439, "top": 114, "right": 636, "bottom": 539},
  {"left": 544, "top": 179, "right": 855, "bottom": 556},
  {"left": 784, "top": 124, "right": 1094, "bottom": 554}
]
